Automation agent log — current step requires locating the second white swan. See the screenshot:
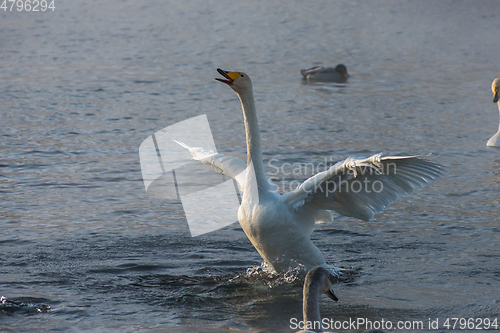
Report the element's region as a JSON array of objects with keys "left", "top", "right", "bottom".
[{"left": 298, "top": 267, "right": 386, "bottom": 333}]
